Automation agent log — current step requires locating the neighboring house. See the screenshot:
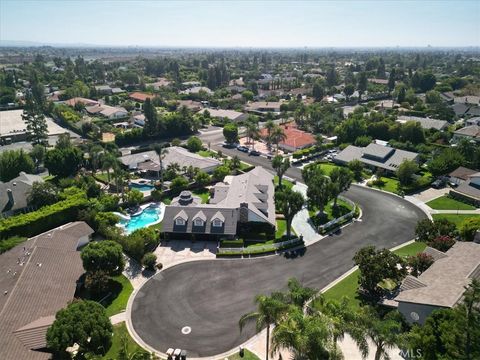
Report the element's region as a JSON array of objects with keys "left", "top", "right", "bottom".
[
  {"left": 368, "top": 78, "right": 389, "bottom": 85},
  {"left": 394, "top": 242, "right": 480, "bottom": 325},
  {"left": 85, "top": 105, "right": 128, "bottom": 119},
  {"left": 0, "top": 172, "right": 44, "bottom": 217},
  {"left": 176, "top": 100, "right": 203, "bottom": 112},
  {"left": 118, "top": 146, "right": 221, "bottom": 174},
  {"left": 94, "top": 85, "right": 113, "bottom": 95},
  {"left": 163, "top": 167, "right": 275, "bottom": 239},
  {"left": 226, "top": 85, "right": 247, "bottom": 93},
  {"left": 259, "top": 124, "right": 316, "bottom": 152},
  {"left": 440, "top": 91, "right": 454, "bottom": 103},
  {"left": 334, "top": 143, "right": 418, "bottom": 173},
  {"left": 245, "top": 101, "right": 282, "bottom": 115},
  {"left": 452, "top": 125, "right": 480, "bottom": 143},
  {"left": 111, "top": 87, "right": 125, "bottom": 94},
  {"left": 451, "top": 102, "right": 470, "bottom": 117},
  {"left": 131, "top": 112, "right": 146, "bottom": 127},
  {"left": 182, "top": 81, "right": 202, "bottom": 88},
  {"left": 448, "top": 166, "right": 478, "bottom": 185},
  {"left": 197, "top": 108, "right": 248, "bottom": 123},
  {"left": 0, "top": 222, "right": 94, "bottom": 360},
  {"left": 466, "top": 116, "right": 480, "bottom": 126},
  {"left": 453, "top": 95, "right": 480, "bottom": 106},
  {"left": 450, "top": 171, "right": 480, "bottom": 206},
  {"left": 395, "top": 115, "right": 448, "bottom": 131},
  {"left": 342, "top": 105, "right": 362, "bottom": 118},
  {"left": 229, "top": 77, "right": 245, "bottom": 86},
  {"left": 149, "top": 78, "right": 171, "bottom": 90},
  {"left": 129, "top": 92, "right": 156, "bottom": 102},
  {"left": 63, "top": 97, "right": 99, "bottom": 107},
  {"left": 375, "top": 99, "right": 397, "bottom": 110},
  {"left": 180, "top": 86, "right": 213, "bottom": 95}
]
